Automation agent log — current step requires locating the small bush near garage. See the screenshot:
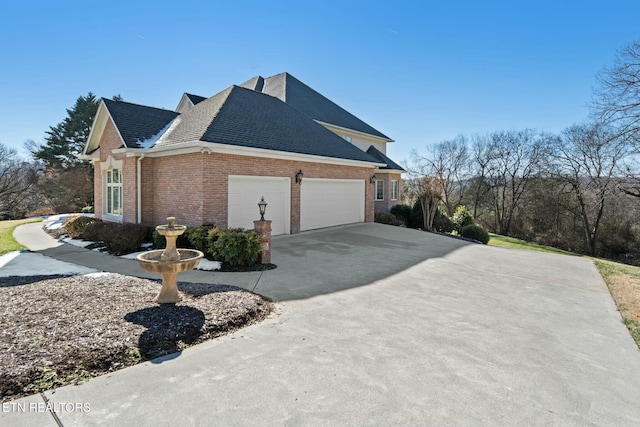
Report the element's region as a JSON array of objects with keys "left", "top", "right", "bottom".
[
  {"left": 184, "top": 223, "right": 216, "bottom": 253},
  {"left": 213, "top": 228, "right": 262, "bottom": 267},
  {"left": 375, "top": 213, "right": 400, "bottom": 225},
  {"left": 461, "top": 224, "right": 490, "bottom": 244},
  {"left": 62, "top": 215, "right": 99, "bottom": 239},
  {"left": 390, "top": 204, "right": 412, "bottom": 226},
  {"left": 206, "top": 227, "right": 223, "bottom": 260}
]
